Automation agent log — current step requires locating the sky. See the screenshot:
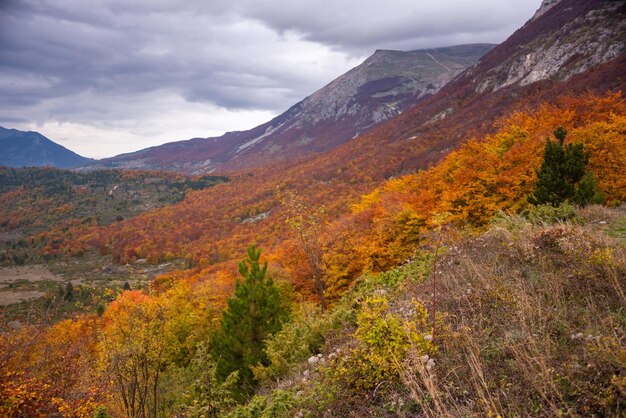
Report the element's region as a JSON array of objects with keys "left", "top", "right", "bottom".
[{"left": 0, "top": 0, "right": 542, "bottom": 159}]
